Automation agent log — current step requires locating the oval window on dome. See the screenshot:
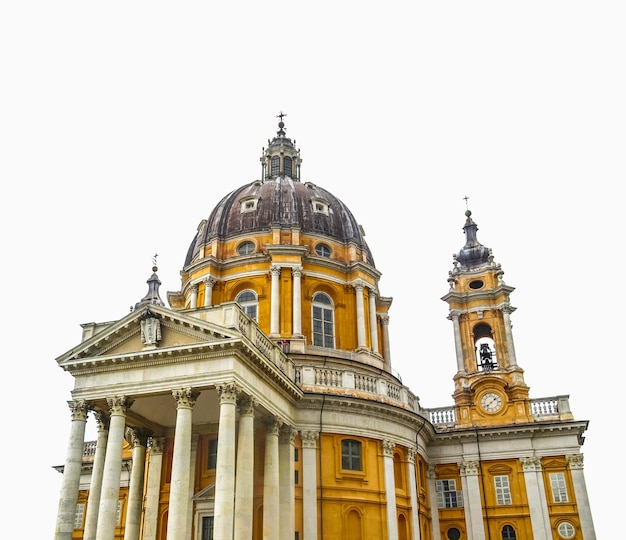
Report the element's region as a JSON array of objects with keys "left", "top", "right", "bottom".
[
  {"left": 315, "top": 243, "right": 332, "bottom": 257},
  {"left": 237, "top": 241, "right": 255, "bottom": 256},
  {"left": 469, "top": 279, "right": 484, "bottom": 290}
]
